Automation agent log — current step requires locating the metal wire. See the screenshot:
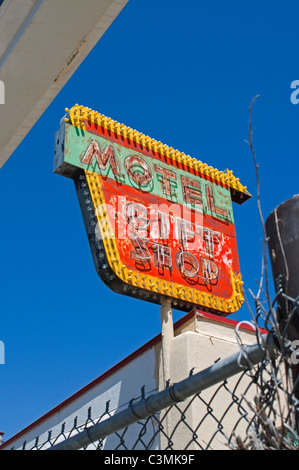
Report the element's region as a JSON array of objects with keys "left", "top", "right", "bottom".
[{"left": 3, "top": 286, "right": 299, "bottom": 451}]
